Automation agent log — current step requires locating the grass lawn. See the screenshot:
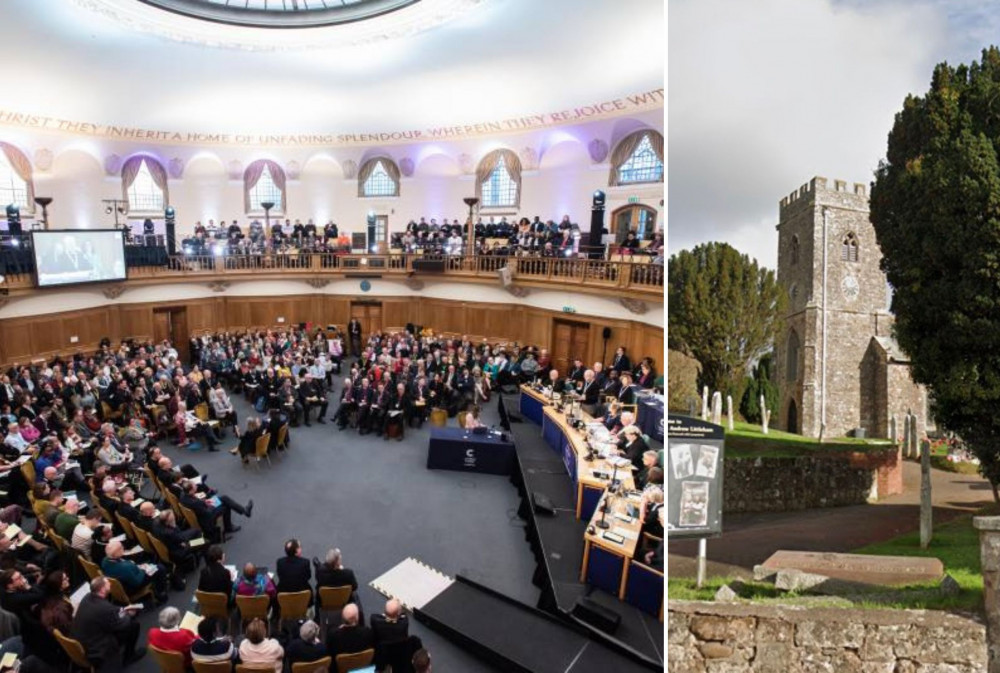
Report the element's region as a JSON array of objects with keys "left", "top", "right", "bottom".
[
  {"left": 668, "top": 509, "right": 992, "bottom": 613},
  {"left": 726, "top": 421, "right": 895, "bottom": 458}
]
